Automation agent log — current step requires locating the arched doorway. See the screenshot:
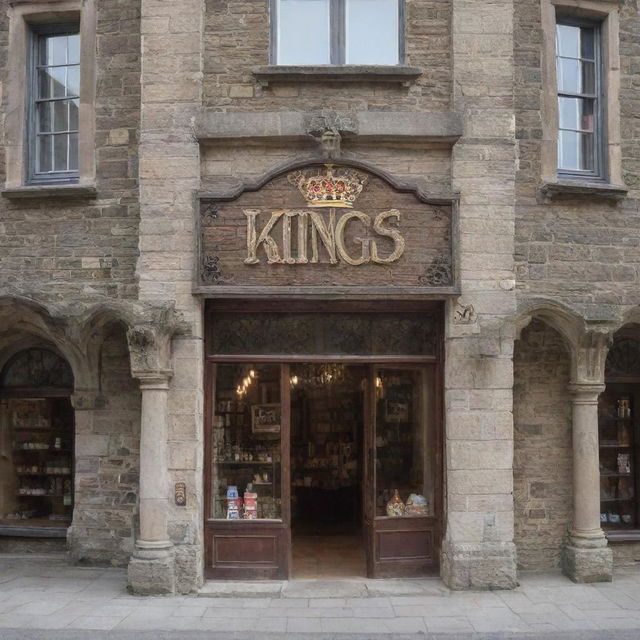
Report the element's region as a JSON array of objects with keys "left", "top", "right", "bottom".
[{"left": 0, "top": 347, "right": 75, "bottom": 542}]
